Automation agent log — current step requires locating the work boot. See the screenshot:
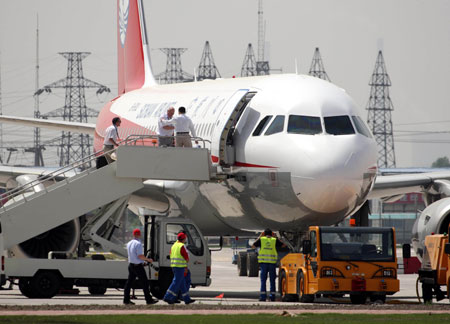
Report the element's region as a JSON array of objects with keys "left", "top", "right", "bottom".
[
  {"left": 185, "top": 299, "right": 196, "bottom": 305},
  {"left": 123, "top": 301, "right": 135, "bottom": 305},
  {"left": 163, "top": 298, "right": 175, "bottom": 305},
  {"left": 146, "top": 298, "right": 158, "bottom": 305}
]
